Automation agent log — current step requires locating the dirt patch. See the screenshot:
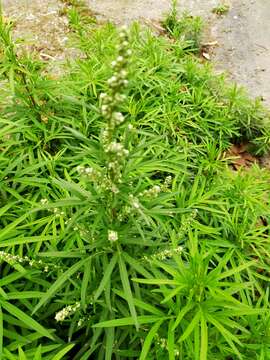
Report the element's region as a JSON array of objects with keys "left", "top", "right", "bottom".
[
  {"left": 2, "top": 0, "right": 70, "bottom": 60},
  {"left": 87, "top": 0, "right": 270, "bottom": 106},
  {"left": 86, "top": 0, "right": 220, "bottom": 23},
  {"left": 2, "top": 0, "right": 270, "bottom": 106}
]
